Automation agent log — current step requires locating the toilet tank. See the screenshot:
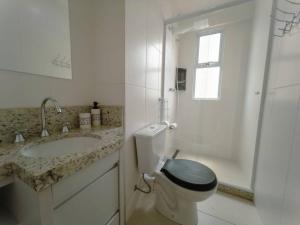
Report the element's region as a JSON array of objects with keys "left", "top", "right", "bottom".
[{"left": 135, "top": 124, "right": 167, "bottom": 174}]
